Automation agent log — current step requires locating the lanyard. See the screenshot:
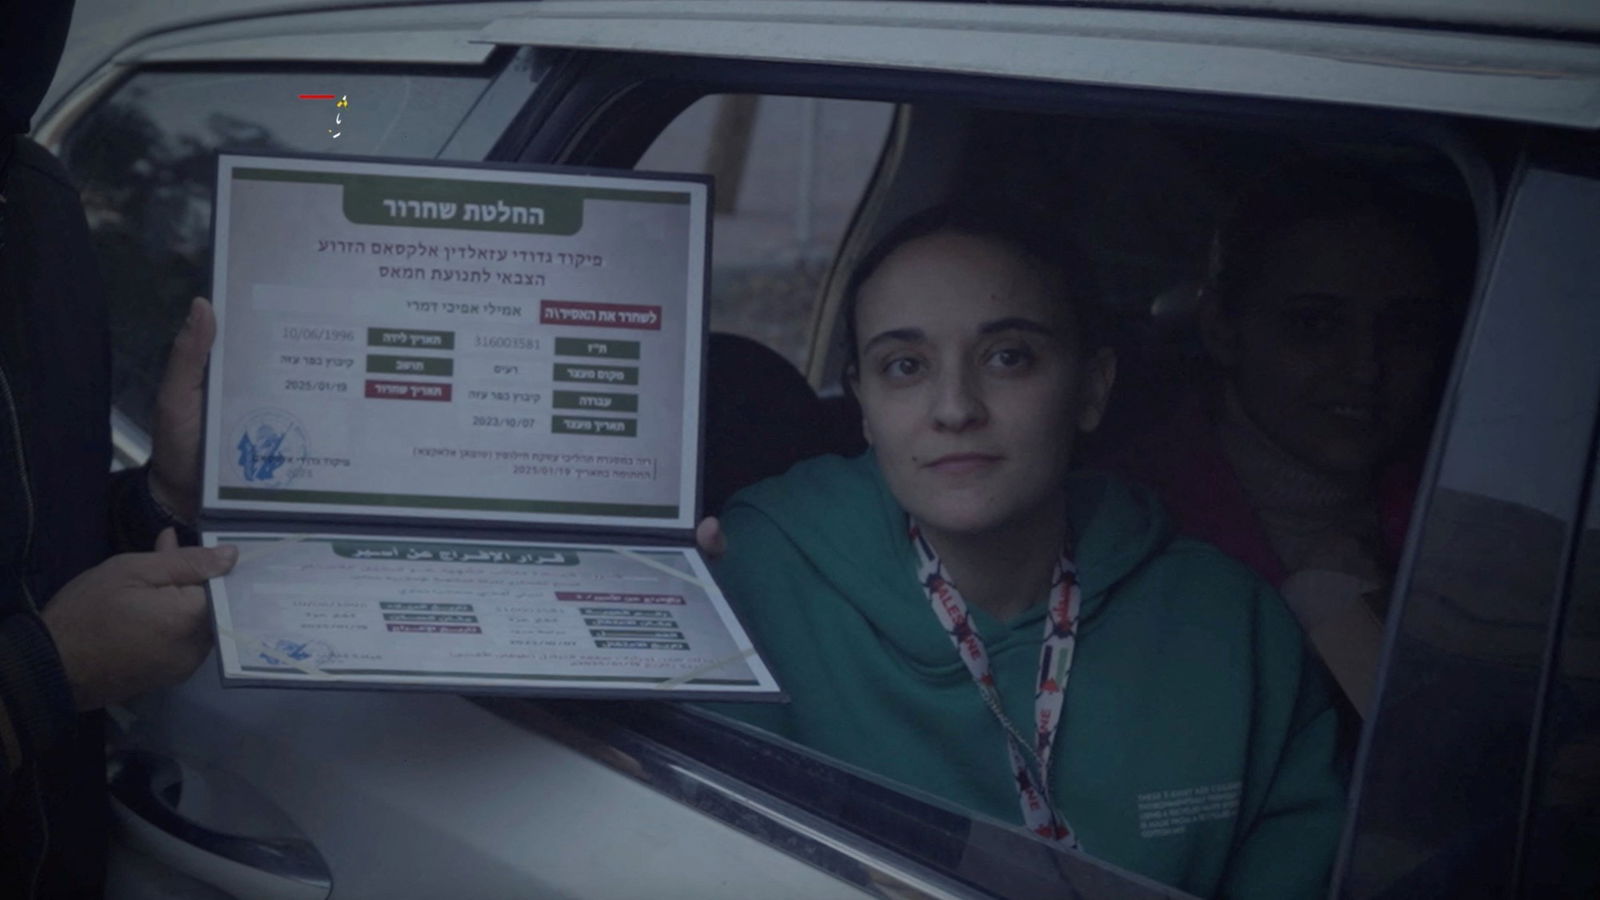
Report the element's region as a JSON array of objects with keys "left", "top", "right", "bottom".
[{"left": 910, "top": 521, "right": 1083, "bottom": 847}]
